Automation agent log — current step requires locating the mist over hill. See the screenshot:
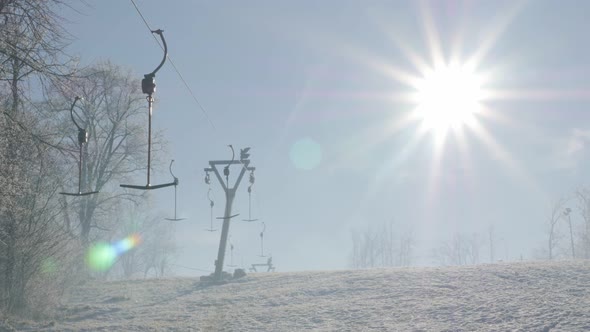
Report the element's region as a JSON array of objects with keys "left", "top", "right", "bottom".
[{"left": 4, "top": 260, "right": 590, "bottom": 331}]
